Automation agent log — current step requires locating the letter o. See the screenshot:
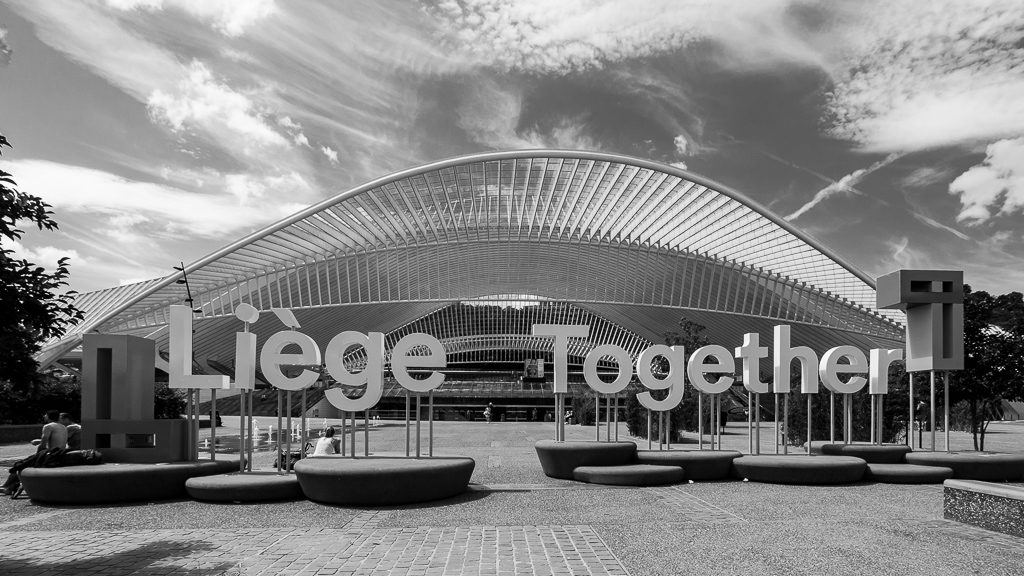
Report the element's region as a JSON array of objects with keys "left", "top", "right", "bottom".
[{"left": 584, "top": 344, "right": 632, "bottom": 394}]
